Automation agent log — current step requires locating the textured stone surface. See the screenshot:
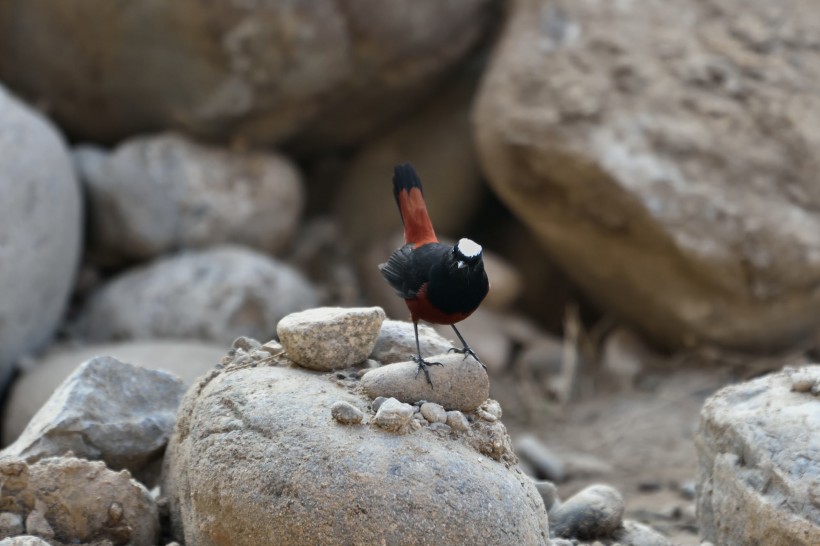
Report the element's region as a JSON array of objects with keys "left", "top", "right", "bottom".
[
  {"left": 4, "top": 340, "right": 224, "bottom": 444},
  {"left": 277, "top": 307, "right": 385, "bottom": 371},
  {"left": 0, "top": 86, "right": 82, "bottom": 377},
  {"left": 75, "top": 133, "right": 304, "bottom": 265},
  {"left": 369, "top": 319, "right": 454, "bottom": 365},
  {"left": 0, "top": 1, "right": 495, "bottom": 149},
  {"left": 76, "top": 245, "right": 318, "bottom": 345},
  {"left": 474, "top": 0, "right": 820, "bottom": 351},
  {"left": 361, "top": 353, "right": 489, "bottom": 411},
  {"left": 17, "top": 457, "right": 158, "bottom": 545},
  {"left": 163, "top": 360, "right": 549, "bottom": 545},
  {"left": 330, "top": 401, "right": 364, "bottom": 425},
  {"left": 1, "top": 356, "right": 185, "bottom": 479},
  {"left": 696, "top": 366, "right": 820, "bottom": 546},
  {"left": 549, "top": 484, "right": 624, "bottom": 540}
]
